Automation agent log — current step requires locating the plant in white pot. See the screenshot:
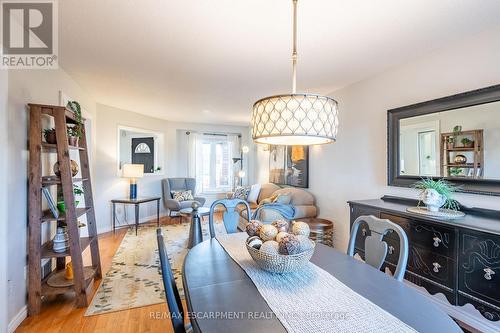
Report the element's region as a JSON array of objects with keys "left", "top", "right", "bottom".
[{"left": 414, "top": 178, "right": 460, "bottom": 212}]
